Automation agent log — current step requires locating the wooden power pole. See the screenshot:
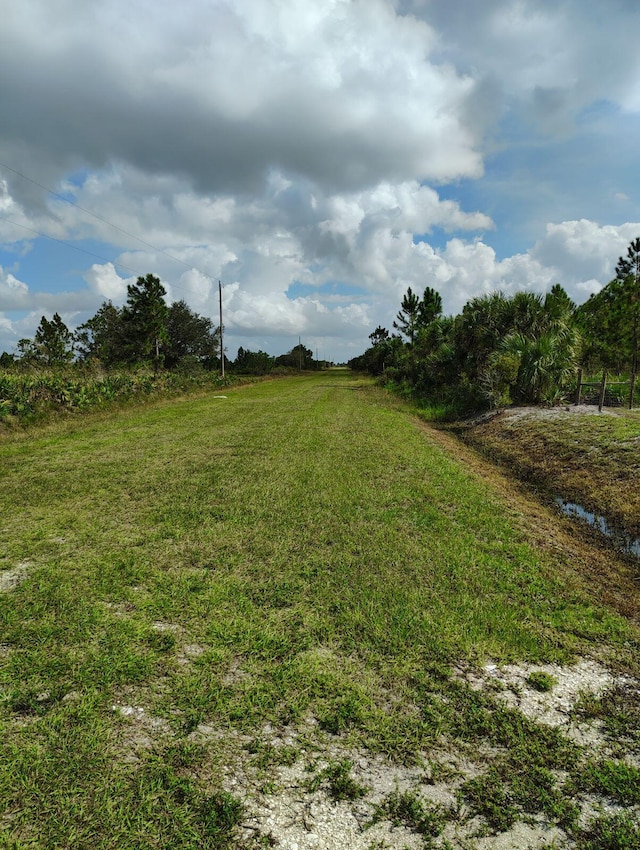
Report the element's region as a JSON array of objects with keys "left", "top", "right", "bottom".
[{"left": 219, "top": 281, "right": 224, "bottom": 379}]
